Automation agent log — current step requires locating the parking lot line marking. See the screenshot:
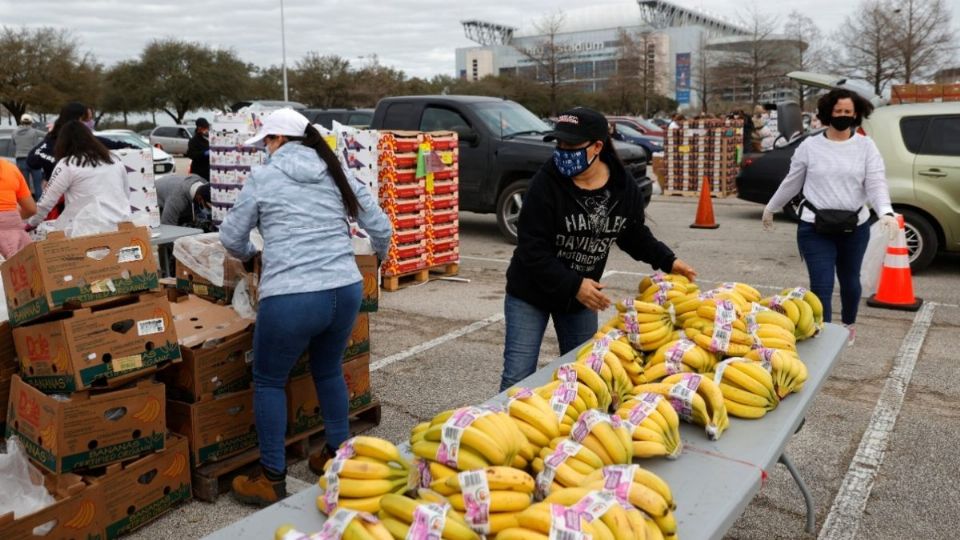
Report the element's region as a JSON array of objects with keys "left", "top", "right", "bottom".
[
  {"left": 370, "top": 312, "right": 506, "bottom": 372},
  {"left": 818, "top": 302, "right": 936, "bottom": 540}
]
